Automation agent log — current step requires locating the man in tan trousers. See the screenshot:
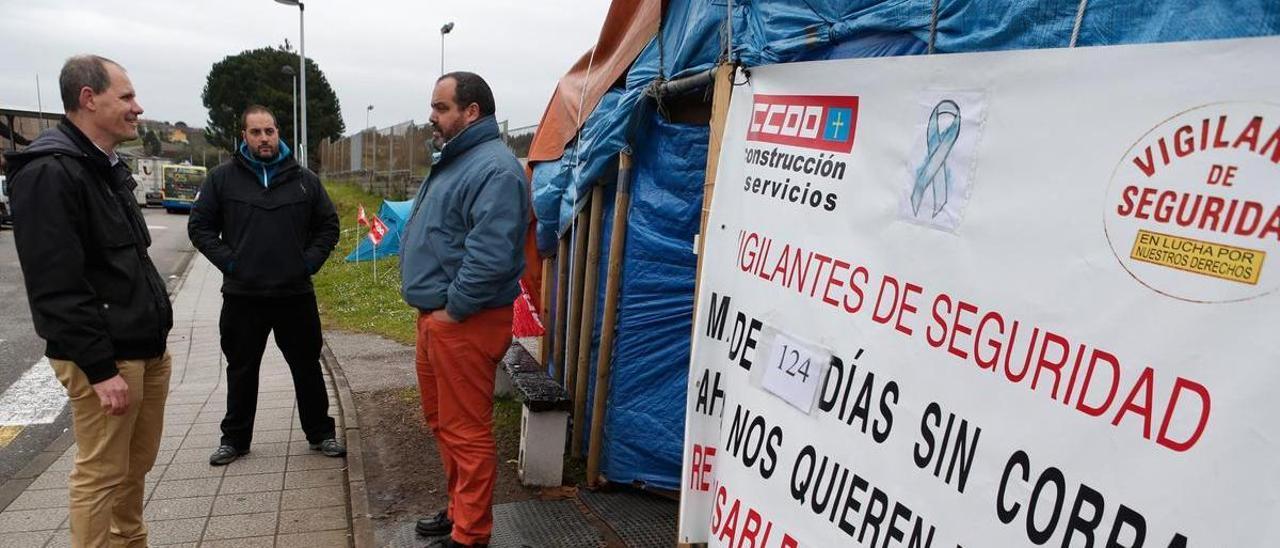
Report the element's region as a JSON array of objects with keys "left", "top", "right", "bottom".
[{"left": 6, "top": 55, "right": 173, "bottom": 548}]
